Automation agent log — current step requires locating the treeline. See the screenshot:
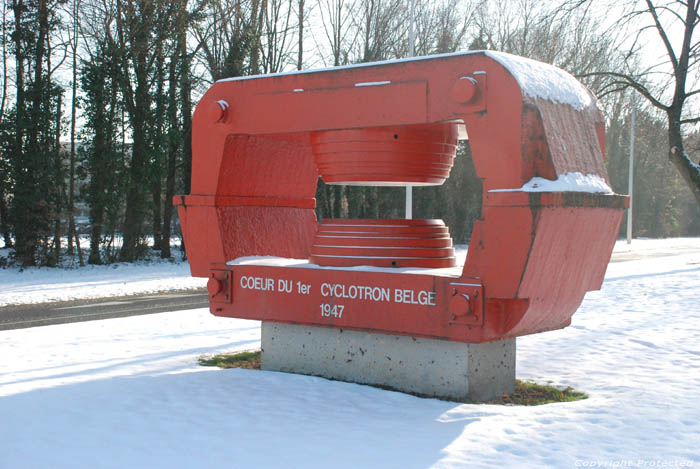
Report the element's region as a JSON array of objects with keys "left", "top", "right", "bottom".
[{"left": 0, "top": 0, "right": 698, "bottom": 268}]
